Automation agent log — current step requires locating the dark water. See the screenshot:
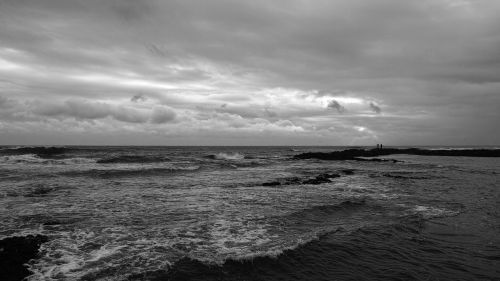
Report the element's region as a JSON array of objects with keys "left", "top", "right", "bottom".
[{"left": 0, "top": 146, "right": 499, "bottom": 280}]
